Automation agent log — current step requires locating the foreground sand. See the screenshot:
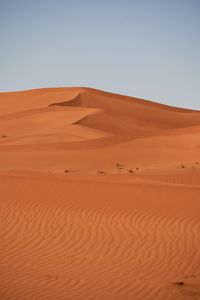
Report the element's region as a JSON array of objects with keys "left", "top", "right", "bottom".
[{"left": 0, "top": 87, "right": 200, "bottom": 300}]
